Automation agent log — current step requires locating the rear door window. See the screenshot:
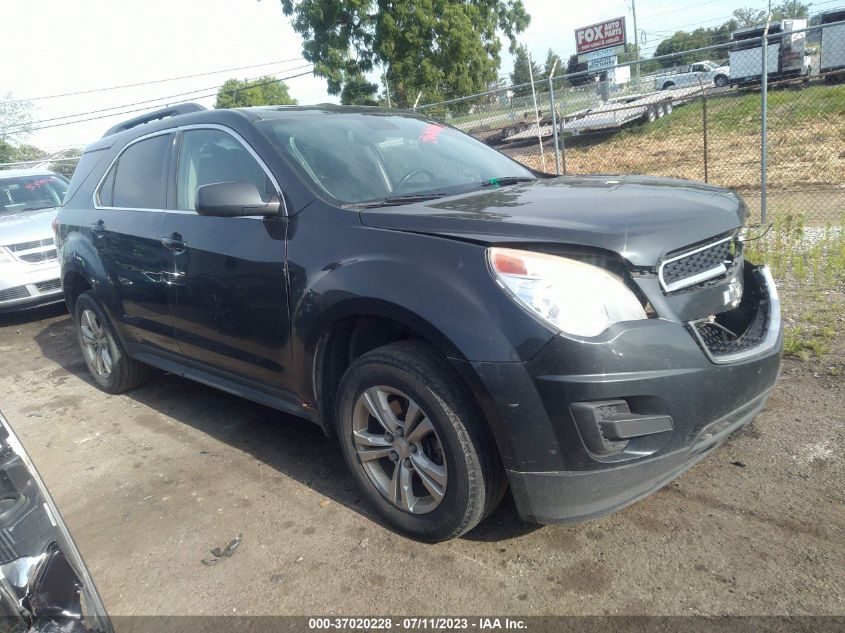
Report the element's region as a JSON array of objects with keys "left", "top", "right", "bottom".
[
  {"left": 175, "top": 129, "right": 274, "bottom": 211},
  {"left": 104, "top": 134, "right": 172, "bottom": 209}
]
